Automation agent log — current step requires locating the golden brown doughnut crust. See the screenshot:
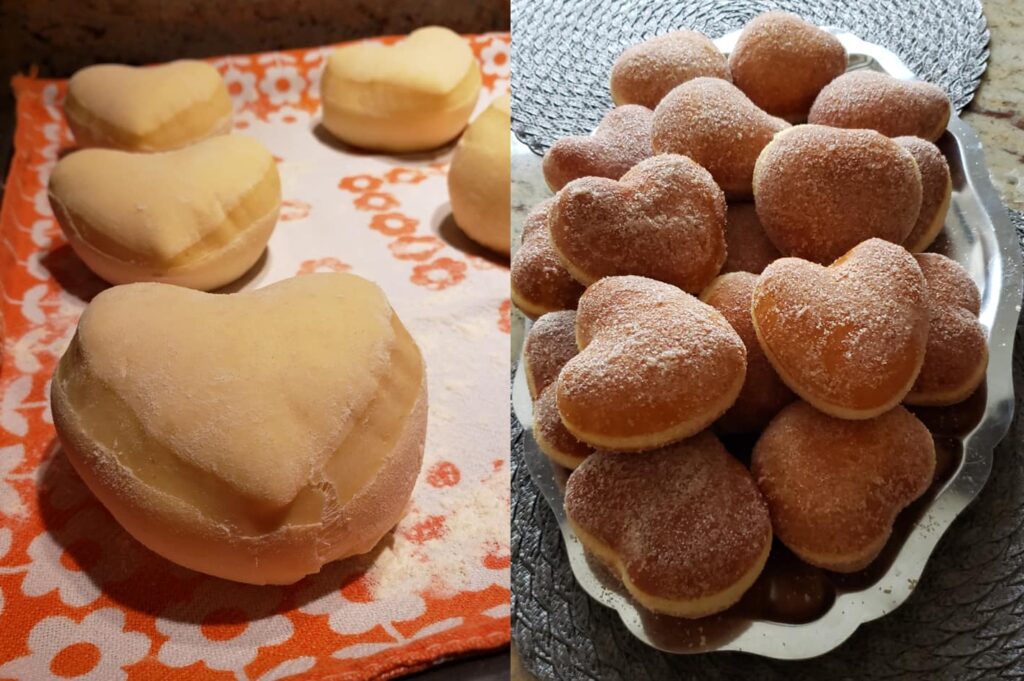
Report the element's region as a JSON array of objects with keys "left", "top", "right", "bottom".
[
  {"left": 728, "top": 11, "right": 847, "bottom": 122},
  {"left": 753, "top": 125, "right": 922, "bottom": 264},
  {"left": 701, "top": 272, "right": 794, "bottom": 433},
  {"left": 543, "top": 105, "right": 654, "bottom": 192},
  {"left": 752, "top": 401, "right": 935, "bottom": 572},
  {"left": 905, "top": 253, "right": 988, "bottom": 406},
  {"left": 751, "top": 239, "right": 929, "bottom": 419},
  {"left": 610, "top": 30, "right": 731, "bottom": 109},
  {"left": 523, "top": 310, "right": 579, "bottom": 400},
  {"left": 534, "top": 385, "right": 593, "bottom": 469},
  {"left": 549, "top": 154, "right": 727, "bottom": 293},
  {"left": 557, "top": 275, "right": 746, "bottom": 451},
  {"left": 722, "top": 202, "right": 781, "bottom": 274},
  {"left": 511, "top": 199, "right": 585, "bottom": 319},
  {"left": 565, "top": 432, "right": 772, "bottom": 617},
  {"left": 652, "top": 77, "right": 789, "bottom": 196},
  {"left": 808, "top": 71, "right": 952, "bottom": 142},
  {"left": 894, "top": 136, "right": 952, "bottom": 252}
]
